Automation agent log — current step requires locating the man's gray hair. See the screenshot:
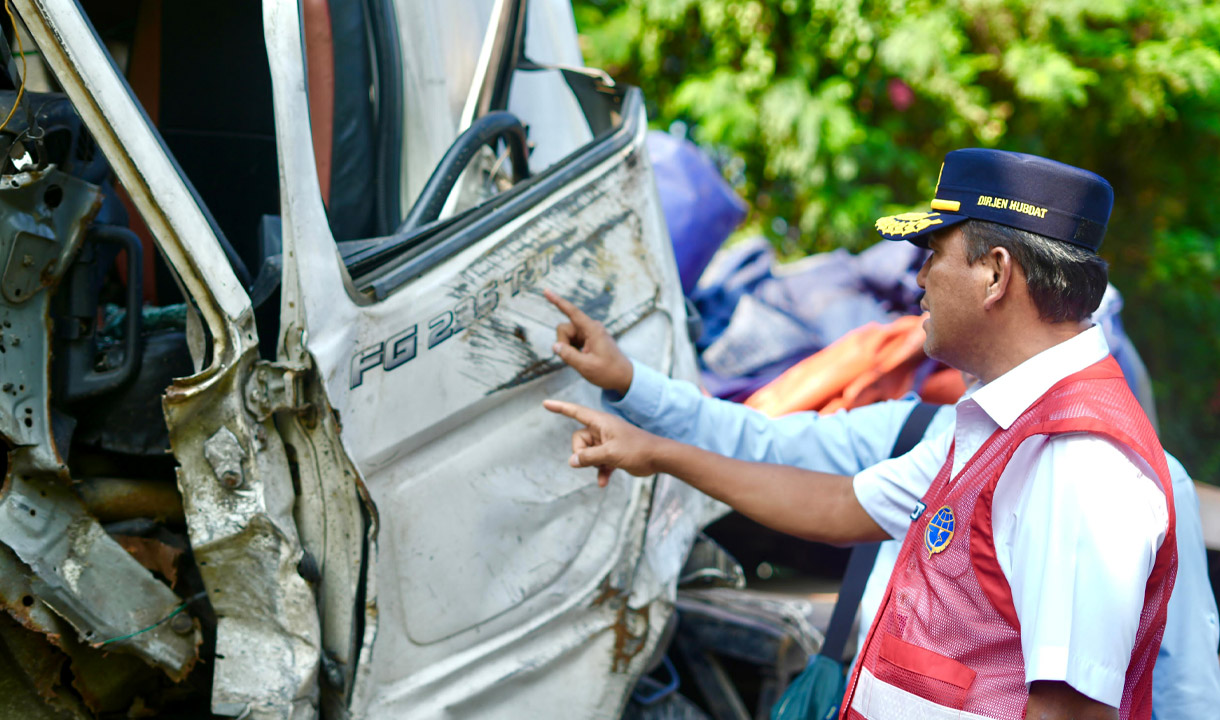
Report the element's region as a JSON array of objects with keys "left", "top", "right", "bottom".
[{"left": 960, "top": 220, "right": 1108, "bottom": 323}]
